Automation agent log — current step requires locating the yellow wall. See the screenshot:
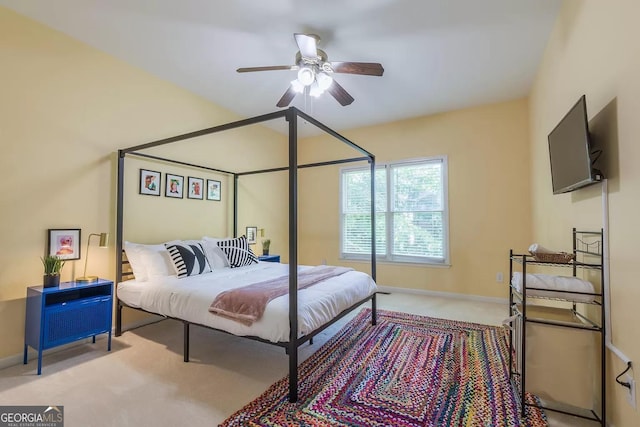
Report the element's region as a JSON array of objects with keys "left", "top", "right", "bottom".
[
  {"left": 529, "top": 0, "right": 640, "bottom": 424},
  {"left": 8, "top": 4, "right": 628, "bottom": 422},
  {"left": 0, "top": 7, "right": 287, "bottom": 359},
  {"left": 298, "top": 99, "right": 532, "bottom": 299},
  {"left": 122, "top": 127, "right": 289, "bottom": 253}
]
